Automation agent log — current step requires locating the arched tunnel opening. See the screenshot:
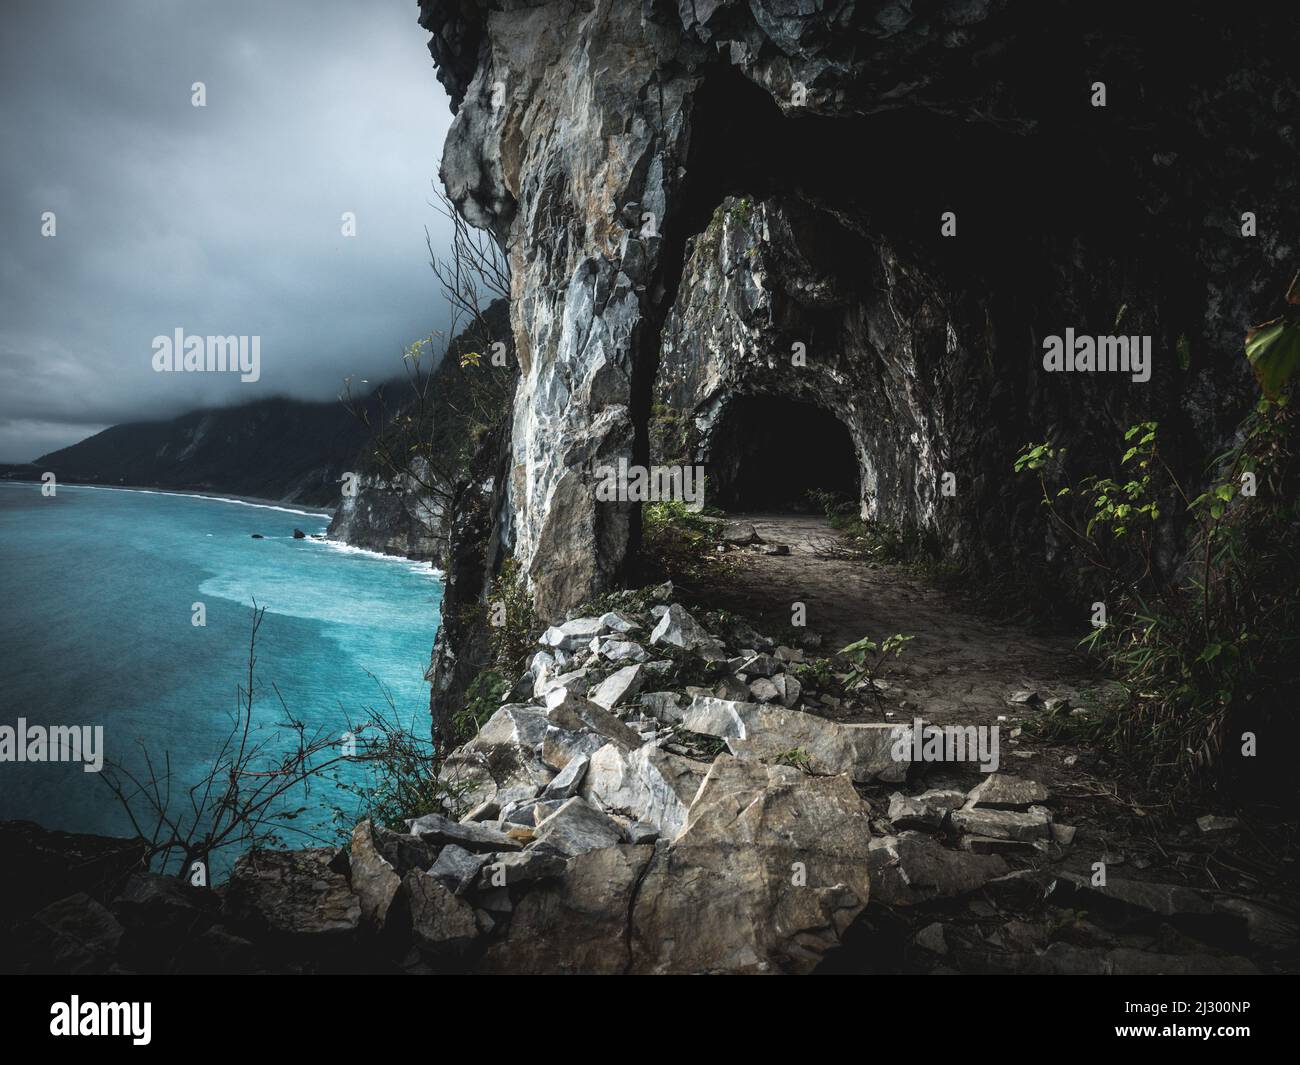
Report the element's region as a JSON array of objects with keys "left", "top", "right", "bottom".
[
  {"left": 705, "top": 396, "right": 859, "bottom": 513},
  {"left": 630, "top": 58, "right": 1154, "bottom": 555}
]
